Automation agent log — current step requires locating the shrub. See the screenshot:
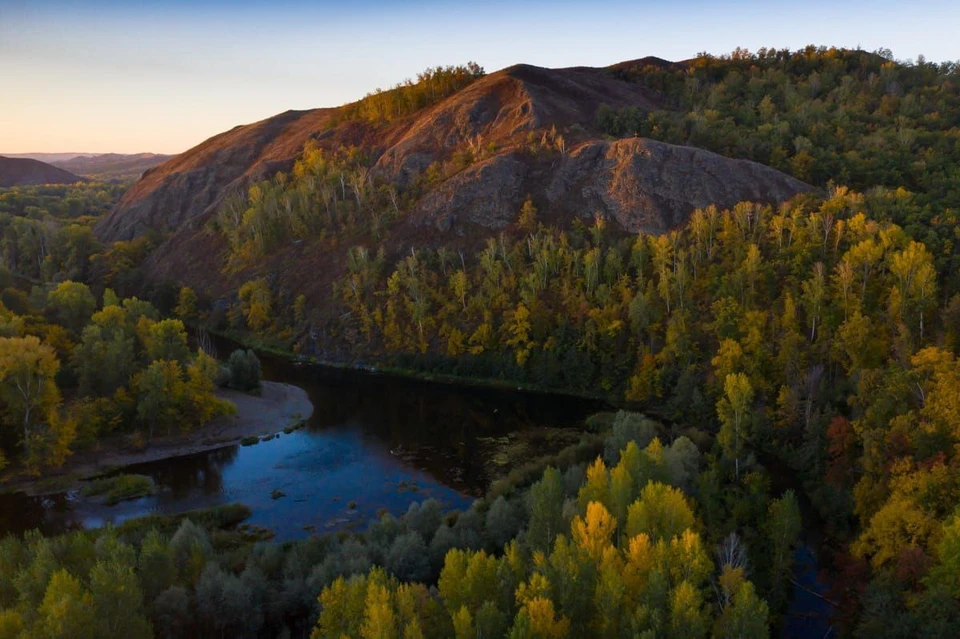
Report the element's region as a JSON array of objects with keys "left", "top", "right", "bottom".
[
  {"left": 386, "top": 532, "right": 430, "bottom": 583},
  {"left": 80, "top": 474, "right": 155, "bottom": 505},
  {"left": 221, "top": 349, "right": 261, "bottom": 392}
]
